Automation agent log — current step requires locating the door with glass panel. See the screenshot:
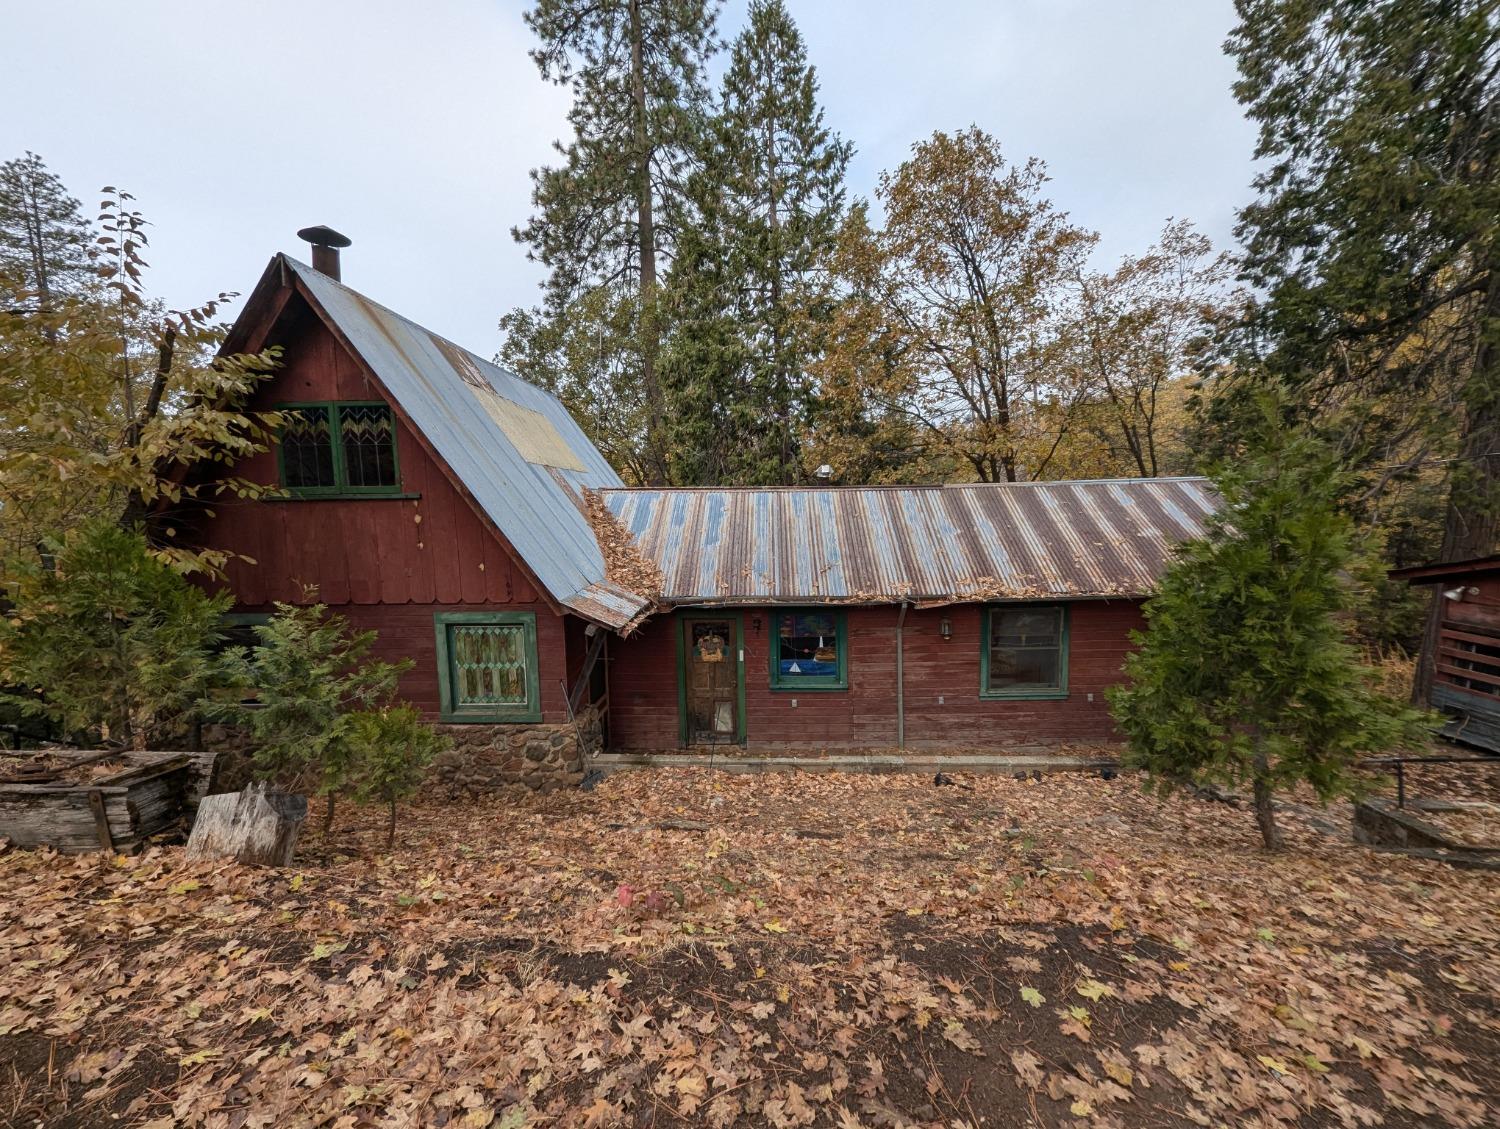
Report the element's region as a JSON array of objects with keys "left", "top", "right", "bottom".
[{"left": 680, "top": 616, "right": 743, "bottom": 745}]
